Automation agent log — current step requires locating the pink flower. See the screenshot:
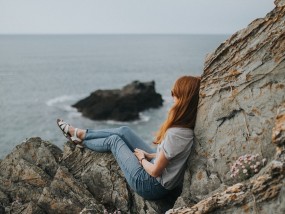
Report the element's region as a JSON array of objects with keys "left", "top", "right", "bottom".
[{"left": 231, "top": 154, "right": 265, "bottom": 180}]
